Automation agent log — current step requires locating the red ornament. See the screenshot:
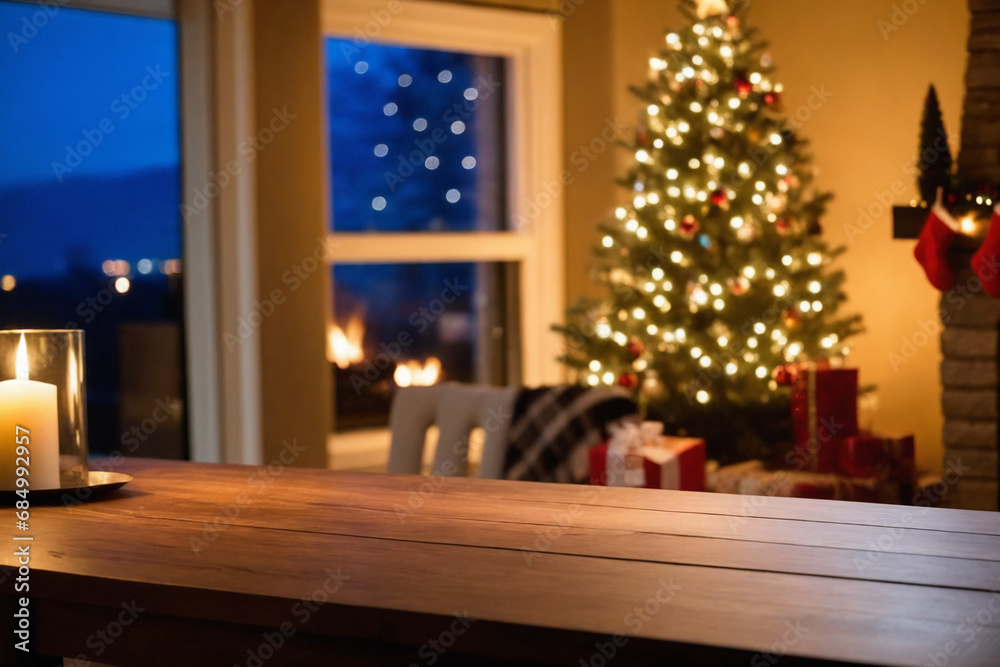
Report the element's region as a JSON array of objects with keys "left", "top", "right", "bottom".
[
  {"left": 784, "top": 307, "right": 801, "bottom": 329},
  {"left": 628, "top": 336, "right": 645, "bottom": 359},
  {"left": 636, "top": 127, "right": 650, "bottom": 147},
  {"left": 680, "top": 215, "right": 700, "bottom": 236},
  {"left": 727, "top": 15, "right": 739, "bottom": 27},
  {"left": 775, "top": 218, "right": 790, "bottom": 235},
  {"left": 710, "top": 189, "right": 728, "bottom": 206},
  {"left": 772, "top": 365, "right": 792, "bottom": 386},
  {"left": 734, "top": 73, "right": 752, "bottom": 97},
  {"left": 618, "top": 371, "right": 639, "bottom": 390},
  {"left": 730, "top": 276, "right": 750, "bottom": 296},
  {"left": 764, "top": 92, "right": 782, "bottom": 109}
]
